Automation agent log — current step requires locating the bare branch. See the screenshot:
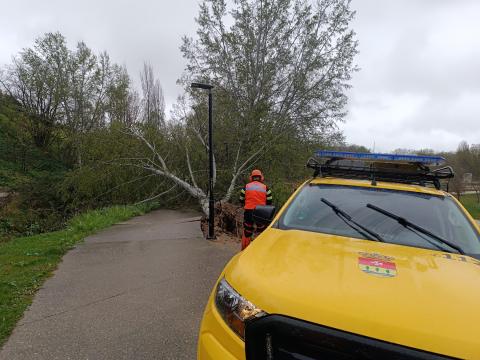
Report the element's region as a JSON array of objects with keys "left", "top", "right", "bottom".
[
  {"left": 142, "top": 164, "right": 206, "bottom": 200},
  {"left": 88, "top": 173, "right": 157, "bottom": 201},
  {"left": 128, "top": 129, "right": 168, "bottom": 170},
  {"left": 192, "top": 123, "right": 207, "bottom": 149},
  {"left": 233, "top": 142, "right": 242, "bottom": 174},
  {"left": 222, "top": 144, "right": 266, "bottom": 202},
  {"left": 135, "top": 184, "right": 178, "bottom": 204},
  {"left": 190, "top": 119, "right": 216, "bottom": 188},
  {"left": 185, "top": 147, "right": 199, "bottom": 189}
]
